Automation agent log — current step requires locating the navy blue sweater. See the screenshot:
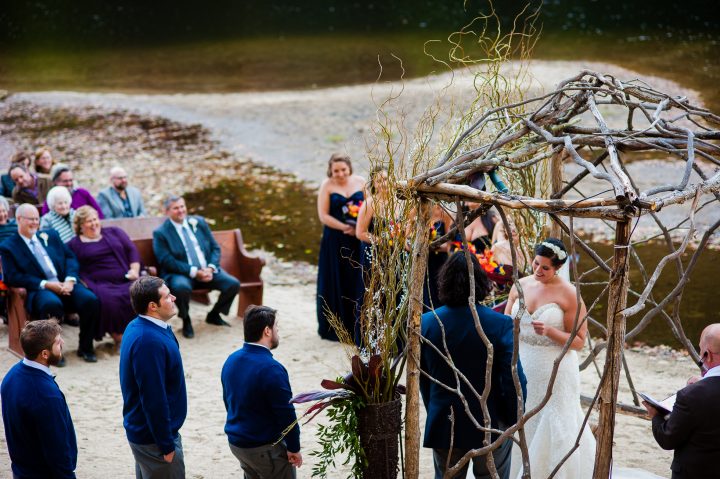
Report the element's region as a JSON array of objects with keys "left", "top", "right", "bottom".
[
  {"left": 119, "top": 317, "right": 187, "bottom": 454},
  {"left": 1, "top": 361, "right": 77, "bottom": 478},
  {"left": 221, "top": 343, "right": 300, "bottom": 452}
]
